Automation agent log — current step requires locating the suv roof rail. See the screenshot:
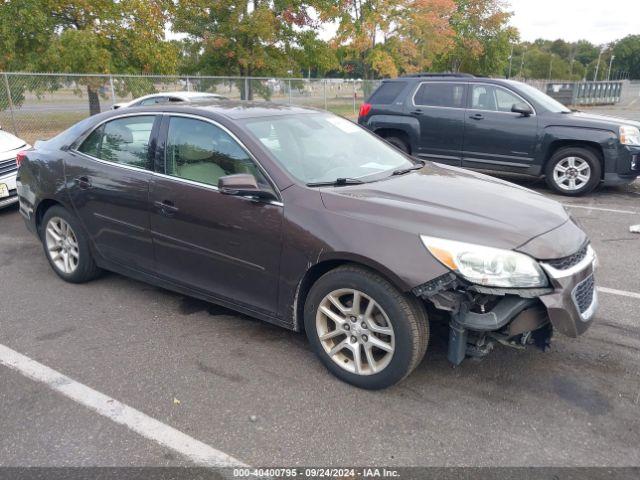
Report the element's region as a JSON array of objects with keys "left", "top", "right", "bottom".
[{"left": 400, "top": 72, "right": 475, "bottom": 79}]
